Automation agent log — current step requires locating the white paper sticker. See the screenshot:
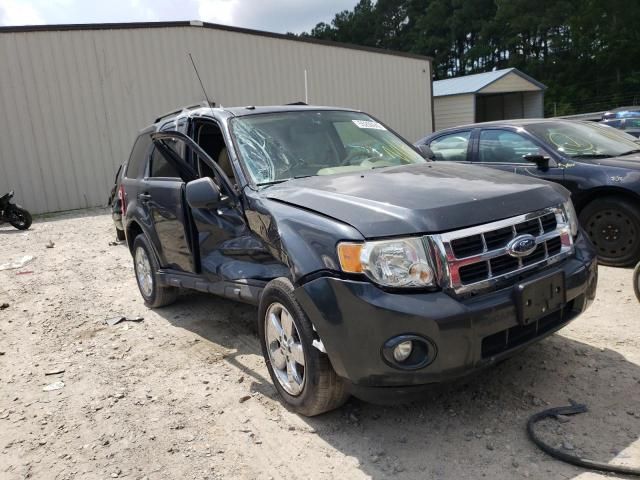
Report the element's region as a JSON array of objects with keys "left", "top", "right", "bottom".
[{"left": 352, "top": 119, "right": 386, "bottom": 130}]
